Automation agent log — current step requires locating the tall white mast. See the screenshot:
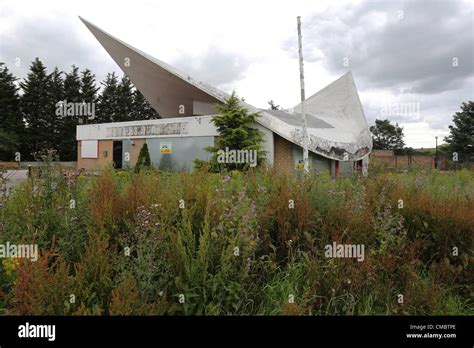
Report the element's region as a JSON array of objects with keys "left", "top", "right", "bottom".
[{"left": 297, "top": 16, "right": 309, "bottom": 172}]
